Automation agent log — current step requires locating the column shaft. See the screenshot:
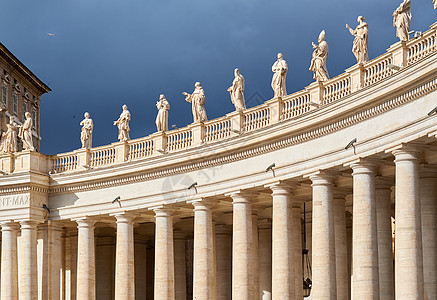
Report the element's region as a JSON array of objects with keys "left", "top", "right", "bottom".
[
  {"left": 1, "top": 222, "right": 19, "bottom": 300},
  {"left": 393, "top": 149, "right": 424, "bottom": 299},
  {"left": 215, "top": 225, "right": 232, "bottom": 300},
  {"left": 310, "top": 173, "right": 337, "bottom": 300},
  {"left": 251, "top": 213, "right": 259, "bottom": 300},
  {"left": 420, "top": 176, "right": 437, "bottom": 300},
  {"left": 134, "top": 235, "right": 148, "bottom": 300},
  {"left": 231, "top": 193, "right": 252, "bottom": 299},
  {"left": 351, "top": 163, "right": 379, "bottom": 299},
  {"left": 114, "top": 215, "right": 135, "bottom": 300},
  {"left": 292, "top": 202, "right": 303, "bottom": 300},
  {"left": 20, "top": 221, "right": 39, "bottom": 300},
  {"left": 174, "top": 231, "right": 186, "bottom": 300},
  {"left": 258, "top": 220, "right": 272, "bottom": 300},
  {"left": 154, "top": 208, "right": 175, "bottom": 300},
  {"left": 333, "top": 198, "right": 348, "bottom": 300},
  {"left": 76, "top": 218, "right": 96, "bottom": 300},
  {"left": 64, "top": 229, "right": 77, "bottom": 300},
  {"left": 192, "top": 201, "right": 216, "bottom": 299},
  {"left": 376, "top": 187, "right": 394, "bottom": 300},
  {"left": 96, "top": 236, "right": 115, "bottom": 300}
]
